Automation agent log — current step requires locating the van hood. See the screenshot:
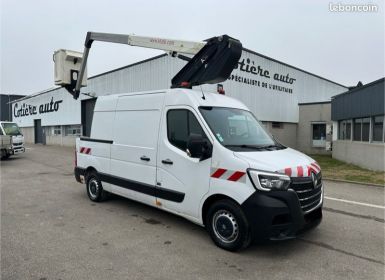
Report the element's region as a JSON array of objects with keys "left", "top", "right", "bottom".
[{"left": 234, "top": 148, "right": 319, "bottom": 177}]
